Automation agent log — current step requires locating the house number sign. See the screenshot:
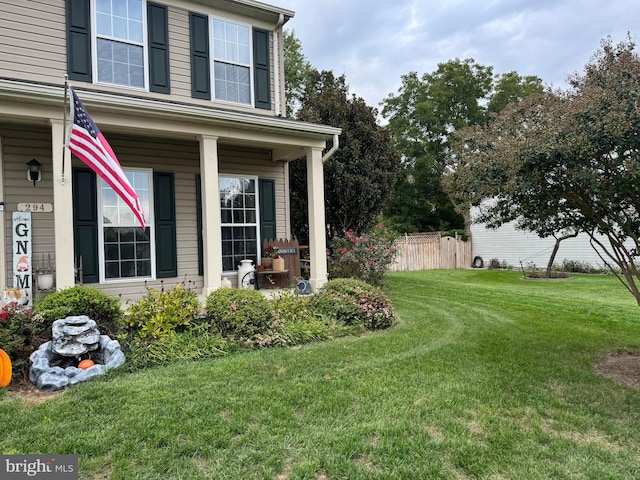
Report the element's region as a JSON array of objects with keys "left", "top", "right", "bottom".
[
  {"left": 17, "top": 202, "right": 53, "bottom": 213},
  {"left": 12, "top": 211, "right": 32, "bottom": 307}
]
